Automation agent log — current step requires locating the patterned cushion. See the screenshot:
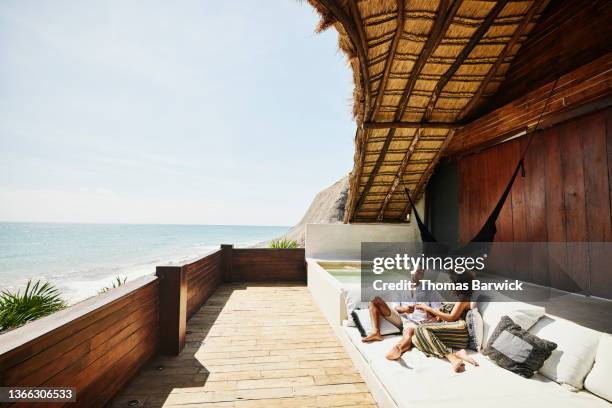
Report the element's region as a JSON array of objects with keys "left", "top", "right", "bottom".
[
  {"left": 465, "top": 308, "right": 484, "bottom": 351},
  {"left": 483, "top": 315, "right": 557, "bottom": 378}
]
